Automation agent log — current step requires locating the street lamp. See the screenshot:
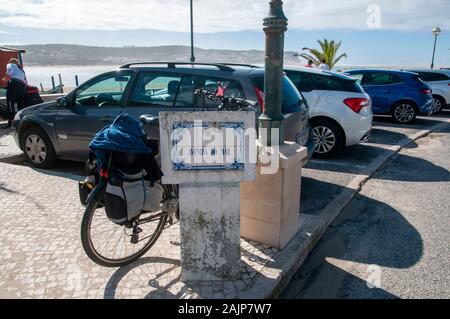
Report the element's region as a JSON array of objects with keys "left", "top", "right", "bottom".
[
  {"left": 190, "top": 0, "right": 195, "bottom": 63},
  {"left": 431, "top": 27, "right": 442, "bottom": 69},
  {"left": 260, "top": 0, "right": 288, "bottom": 146}
]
